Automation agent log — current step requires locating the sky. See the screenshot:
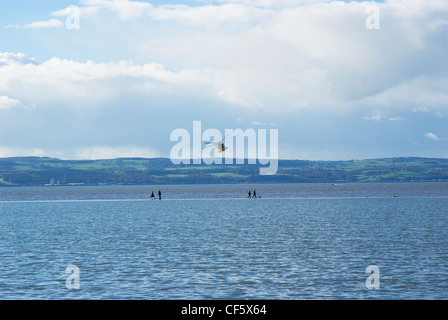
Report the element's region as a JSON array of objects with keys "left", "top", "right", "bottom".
[{"left": 0, "top": 0, "right": 447, "bottom": 161}]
